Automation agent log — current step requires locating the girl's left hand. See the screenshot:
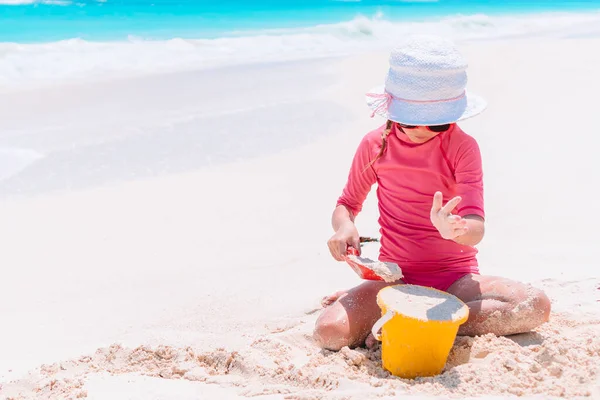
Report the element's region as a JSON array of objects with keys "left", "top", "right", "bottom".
[{"left": 430, "top": 191, "right": 469, "bottom": 240}]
